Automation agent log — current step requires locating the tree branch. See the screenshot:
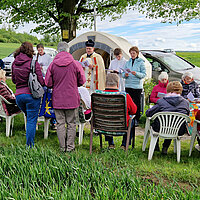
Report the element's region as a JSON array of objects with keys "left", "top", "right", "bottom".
[
  {"left": 76, "top": 0, "right": 87, "bottom": 15},
  {"left": 48, "top": 10, "right": 59, "bottom": 23},
  {"left": 77, "top": 2, "right": 119, "bottom": 14}
]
